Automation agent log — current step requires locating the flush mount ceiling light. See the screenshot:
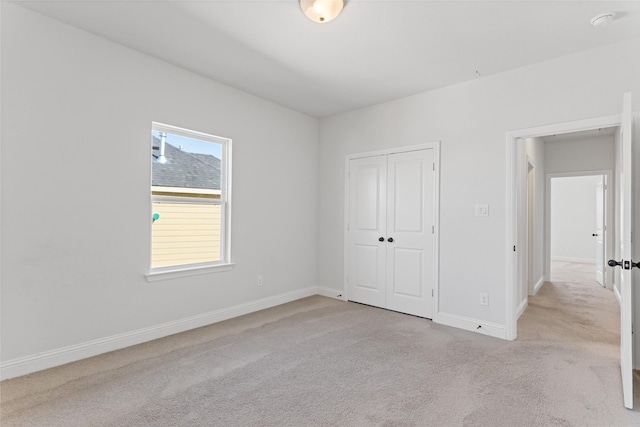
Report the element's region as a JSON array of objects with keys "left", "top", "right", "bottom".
[
  {"left": 300, "top": 0, "right": 344, "bottom": 23},
  {"left": 590, "top": 12, "right": 616, "bottom": 27}
]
